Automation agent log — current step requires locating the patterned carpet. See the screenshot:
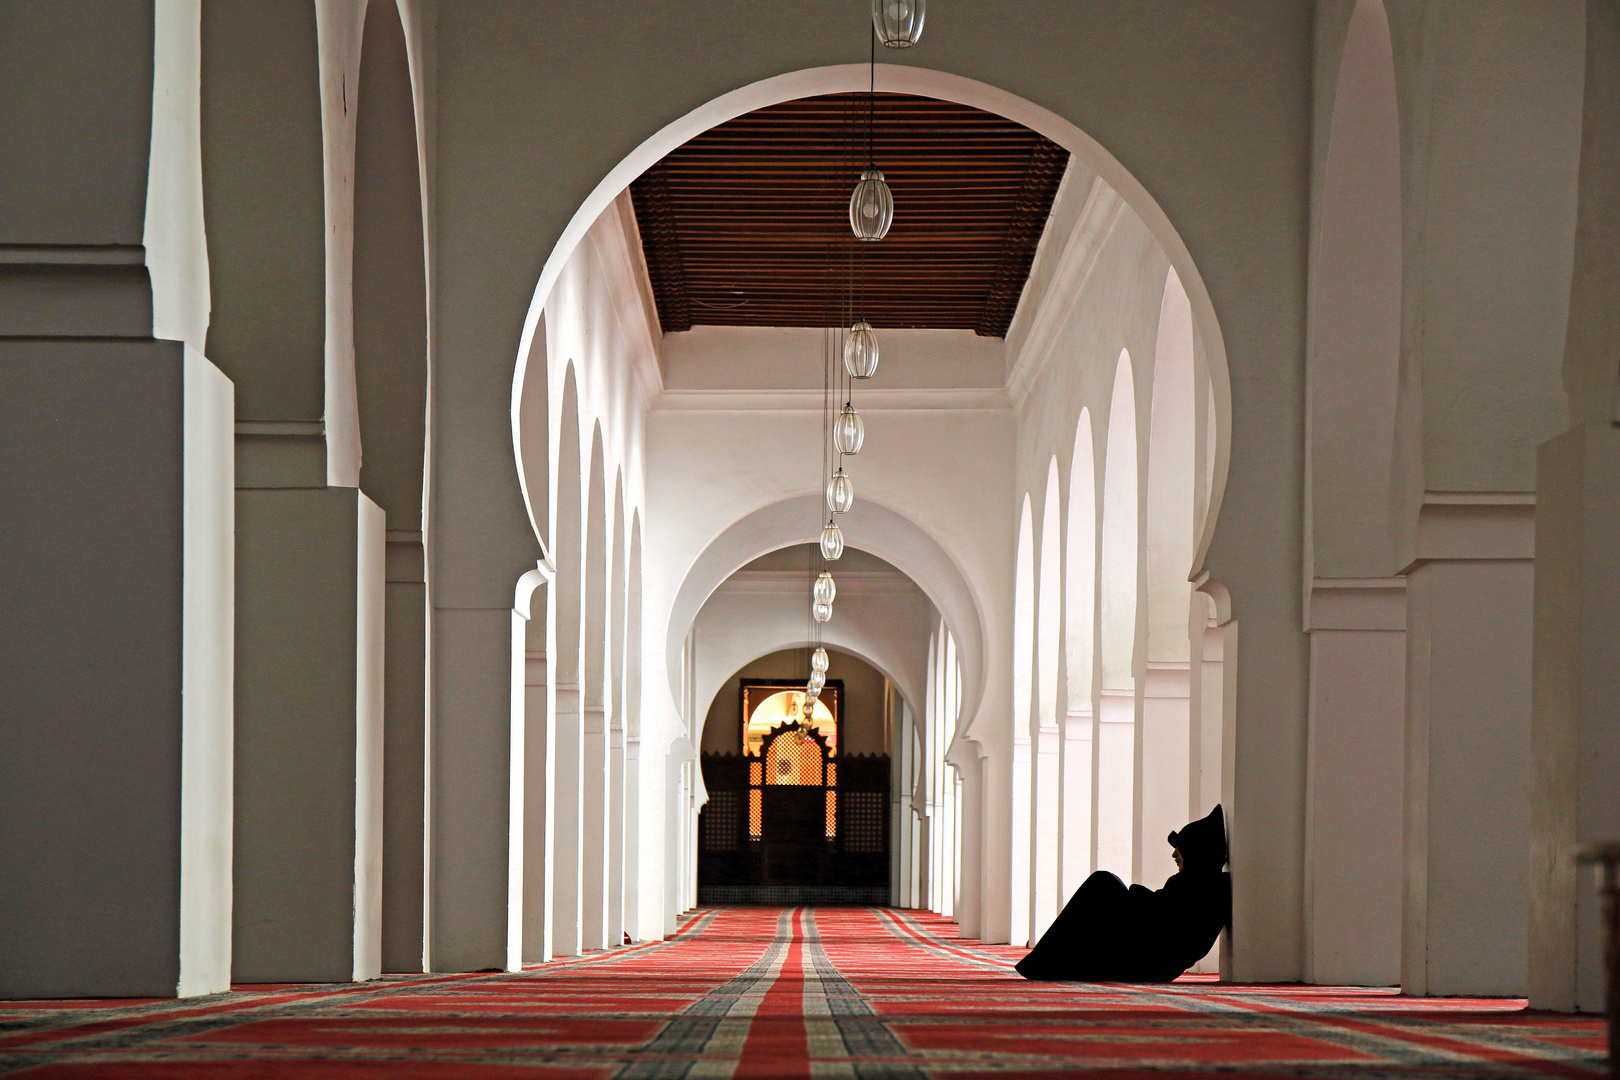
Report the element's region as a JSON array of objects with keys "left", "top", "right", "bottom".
[{"left": 0, "top": 906, "right": 1604, "bottom": 1077}]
